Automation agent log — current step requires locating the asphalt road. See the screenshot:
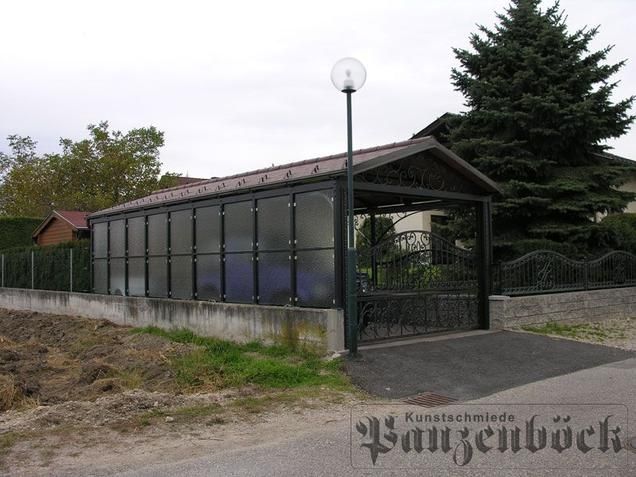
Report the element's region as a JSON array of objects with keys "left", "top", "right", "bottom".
[
  {"left": 110, "top": 355, "right": 636, "bottom": 477},
  {"left": 345, "top": 330, "right": 635, "bottom": 399}
]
